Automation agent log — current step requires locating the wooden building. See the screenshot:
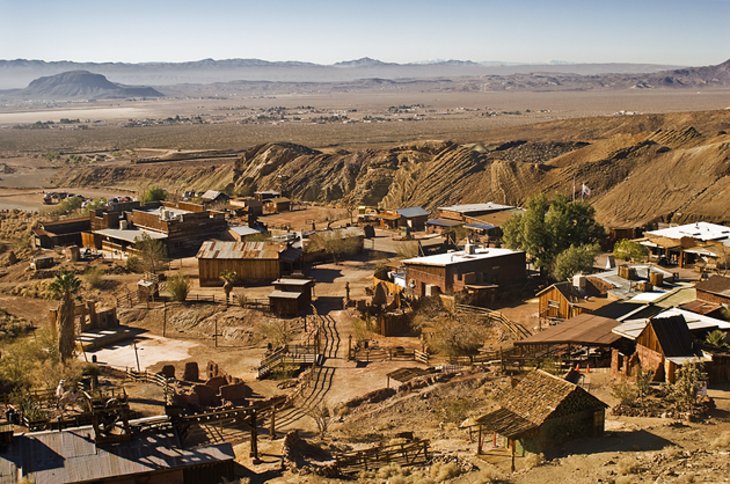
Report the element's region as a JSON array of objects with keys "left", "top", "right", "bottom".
[
  {"left": 197, "top": 240, "right": 288, "bottom": 286},
  {"left": 695, "top": 275, "right": 730, "bottom": 307},
  {"left": 626, "top": 315, "right": 704, "bottom": 383},
  {"left": 641, "top": 222, "right": 730, "bottom": 268},
  {"left": 268, "top": 278, "right": 315, "bottom": 316},
  {"left": 395, "top": 207, "right": 429, "bottom": 231},
  {"left": 264, "top": 197, "right": 291, "bottom": 214},
  {"left": 536, "top": 280, "right": 609, "bottom": 321},
  {"left": 402, "top": 245, "right": 526, "bottom": 298},
  {"left": 32, "top": 217, "right": 91, "bottom": 249},
  {"left": 0, "top": 425, "right": 235, "bottom": 483},
  {"left": 128, "top": 206, "right": 227, "bottom": 256},
  {"left": 229, "top": 197, "right": 264, "bottom": 217},
  {"left": 475, "top": 370, "right": 606, "bottom": 457}
]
